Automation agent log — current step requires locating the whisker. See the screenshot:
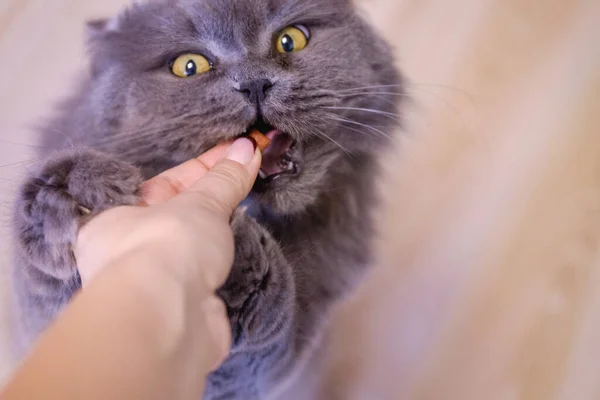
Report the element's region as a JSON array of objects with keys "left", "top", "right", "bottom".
[
  {"left": 405, "top": 86, "right": 470, "bottom": 131},
  {"left": 0, "top": 140, "right": 48, "bottom": 150},
  {"left": 337, "top": 84, "right": 405, "bottom": 93},
  {"left": 305, "top": 126, "right": 353, "bottom": 157},
  {"left": 338, "top": 86, "right": 469, "bottom": 130},
  {"left": 339, "top": 91, "right": 410, "bottom": 98},
  {"left": 74, "top": 107, "right": 212, "bottom": 145},
  {"left": 89, "top": 122, "right": 185, "bottom": 145},
  {"left": 47, "top": 128, "right": 78, "bottom": 150},
  {"left": 336, "top": 92, "right": 402, "bottom": 107},
  {"left": 331, "top": 118, "right": 391, "bottom": 141},
  {"left": 334, "top": 123, "right": 381, "bottom": 140},
  {"left": 407, "top": 82, "right": 475, "bottom": 104},
  {"left": 339, "top": 81, "right": 472, "bottom": 101},
  {"left": 91, "top": 120, "right": 207, "bottom": 150},
  {"left": 0, "top": 158, "right": 42, "bottom": 169},
  {"left": 91, "top": 126, "right": 183, "bottom": 149},
  {"left": 85, "top": 106, "right": 247, "bottom": 149},
  {"left": 322, "top": 106, "right": 402, "bottom": 123},
  {"left": 324, "top": 114, "right": 394, "bottom": 141}
]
